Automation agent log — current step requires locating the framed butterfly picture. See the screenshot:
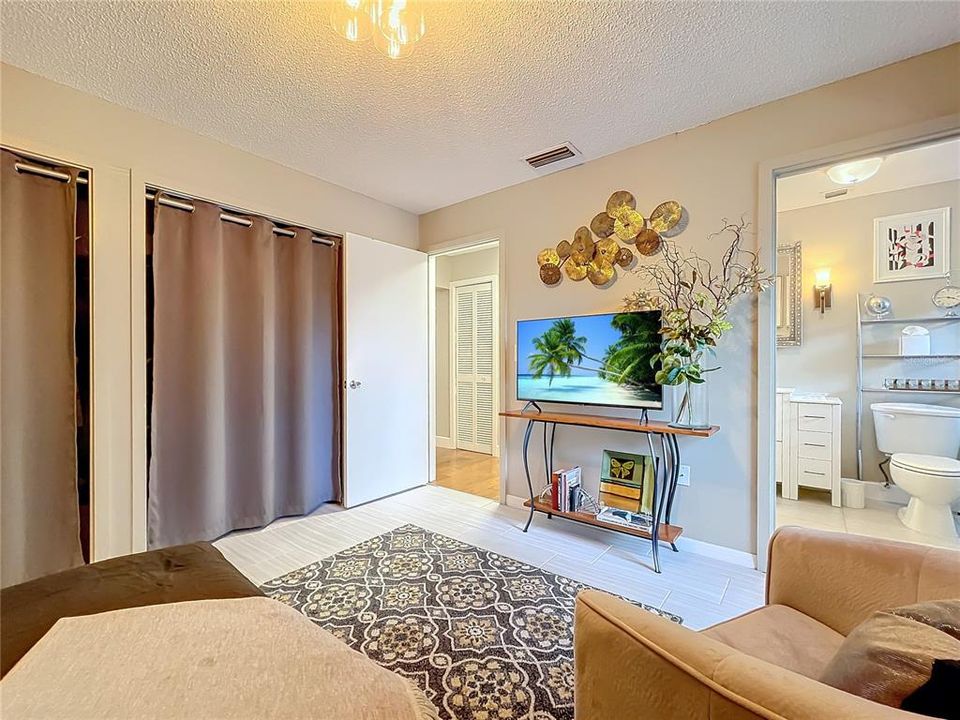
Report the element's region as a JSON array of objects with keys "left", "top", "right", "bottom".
[{"left": 599, "top": 449, "right": 654, "bottom": 515}]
